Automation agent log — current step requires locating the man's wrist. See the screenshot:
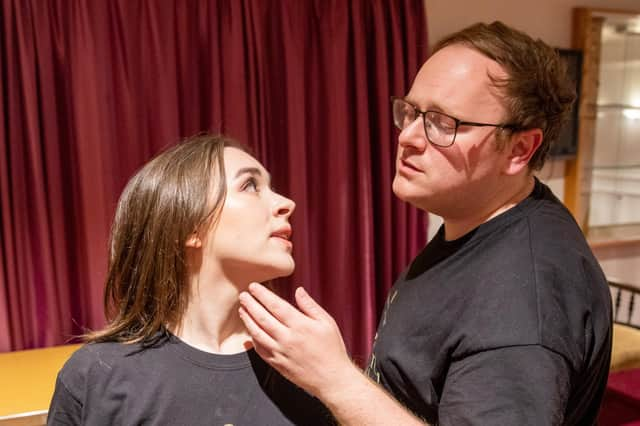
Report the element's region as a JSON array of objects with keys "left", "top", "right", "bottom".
[{"left": 315, "top": 361, "right": 371, "bottom": 409}]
